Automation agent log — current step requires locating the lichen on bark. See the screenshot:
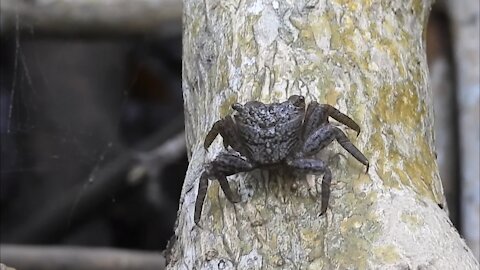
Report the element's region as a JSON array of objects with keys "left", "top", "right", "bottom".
[{"left": 169, "top": 0, "right": 479, "bottom": 269}]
